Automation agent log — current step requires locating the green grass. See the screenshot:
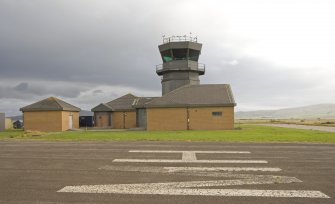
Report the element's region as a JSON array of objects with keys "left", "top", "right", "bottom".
[{"left": 1, "top": 125, "right": 335, "bottom": 143}]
